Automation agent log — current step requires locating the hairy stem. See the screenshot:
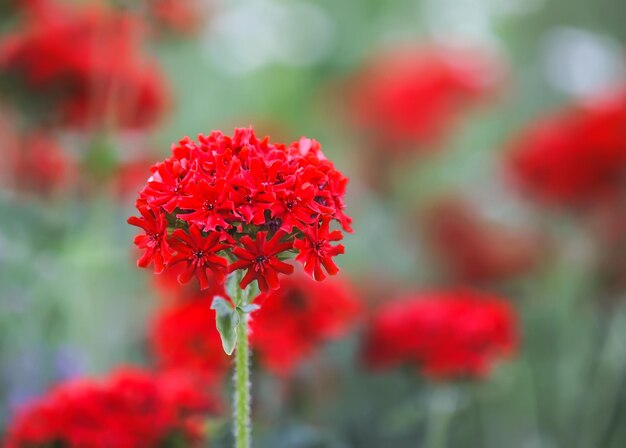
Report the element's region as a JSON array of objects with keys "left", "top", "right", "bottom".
[{"left": 234, "top": 286, "right": 252, "bottom": 448}]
